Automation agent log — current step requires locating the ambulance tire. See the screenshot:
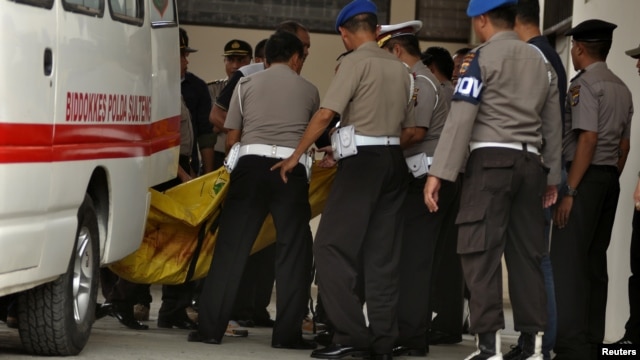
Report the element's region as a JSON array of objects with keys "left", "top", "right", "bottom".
[{"left": 17, "top": 194, "right": 99, "bottom": 356}]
